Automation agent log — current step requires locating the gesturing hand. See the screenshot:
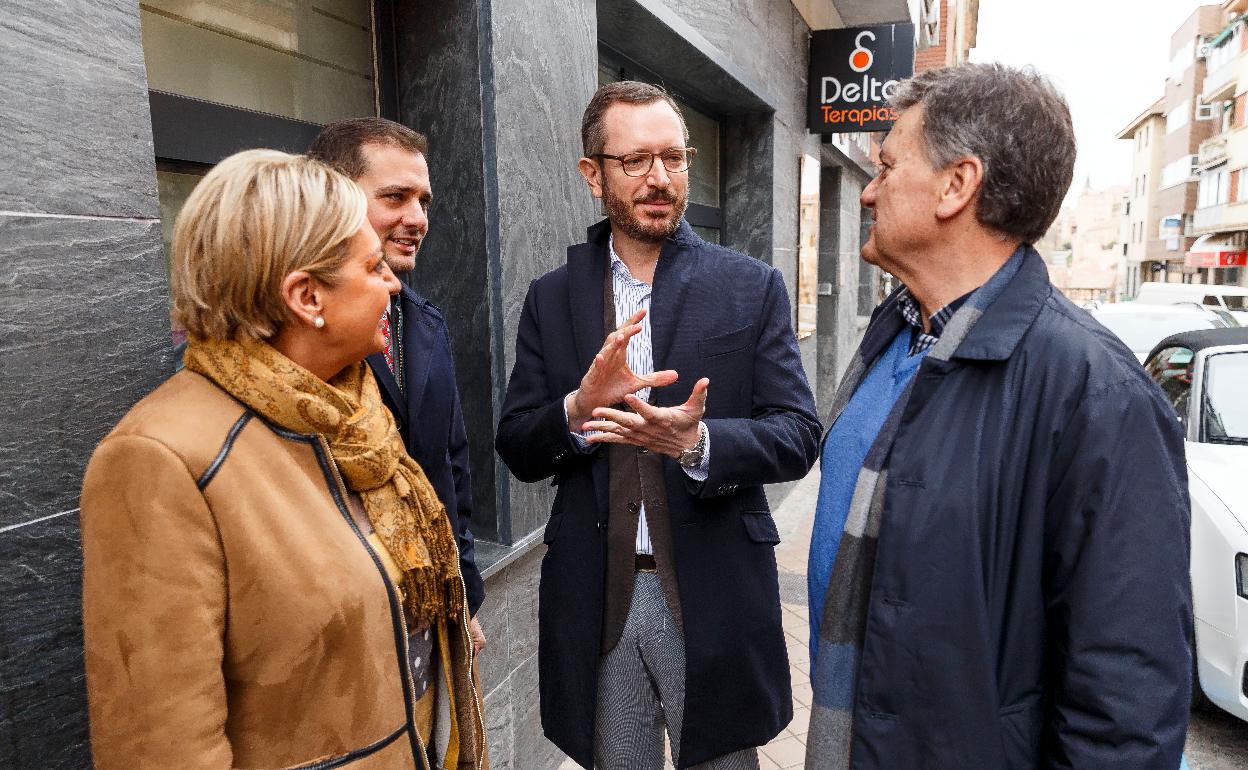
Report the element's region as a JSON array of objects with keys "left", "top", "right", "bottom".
[
  {"left": 565, "top": 308, "right": 678, "bottom": 428},
  {"left": 583, "top": 377, "right": 710, "bottom": 459}
]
